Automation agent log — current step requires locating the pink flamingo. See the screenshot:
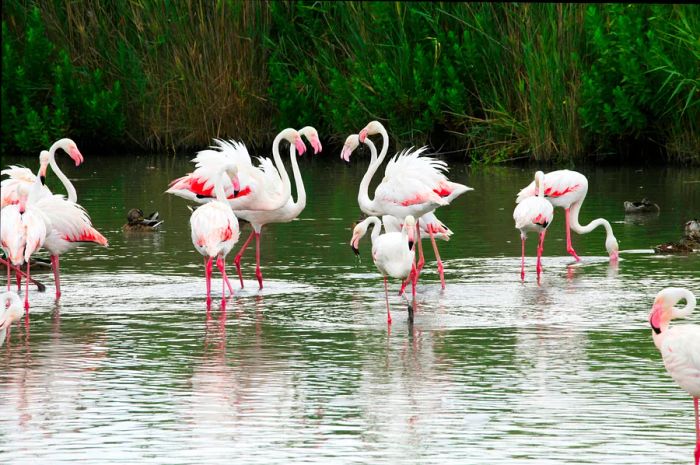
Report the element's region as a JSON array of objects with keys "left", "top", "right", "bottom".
[
  {"left": 513, "top": 171, "right": 554, "bottom": 281},
  {"left": 350, "top": 215, "right": 417, "bottom": 324},
  {"left": 0, "top": 182, "right": 49, "bottom": 310},
  {"left": 232, "top": 126, "right": 321, "bottom": 289},
  {"left": 167, "top": 128, "right": 307, "bottom": 212},
  {"left": 516, "top": 169, "right": 618, "bottom": 262},
  {"left": 190, "top": 163, "right": 240, "bottom": 307},
  {"left": 648, "top": 287, "right": 699, "bottom": 465},
  {"left": 0, "top": 291, "right": 23, "bottom": 346}
]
